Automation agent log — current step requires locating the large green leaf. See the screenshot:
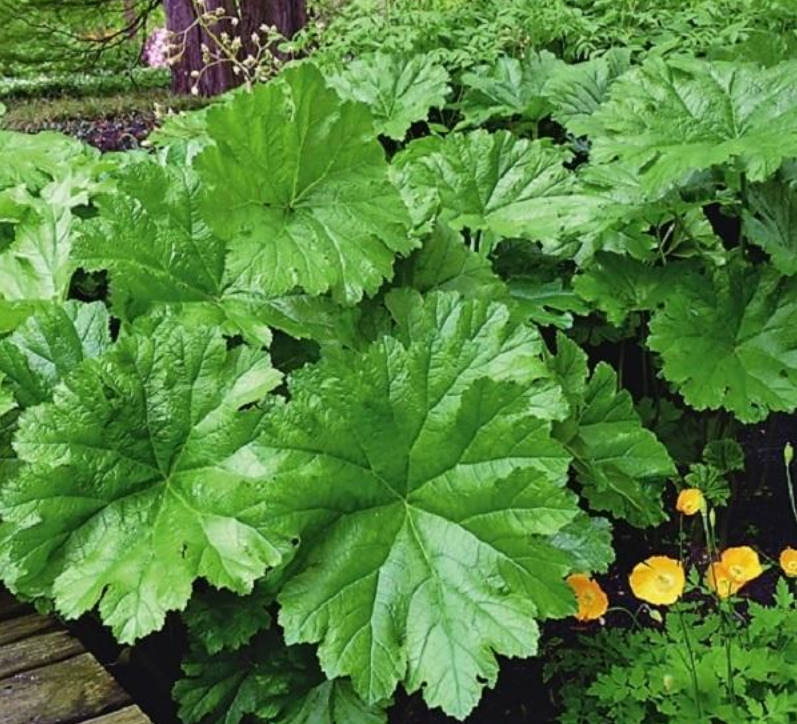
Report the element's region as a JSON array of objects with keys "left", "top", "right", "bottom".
[
  {"left": 244, "top": 293, "right": 611, "bottom": 718},
  {"left": 327, "top": 52, "right": 450, "bottom": 140},
  {"left": 0, "top": 130, "right": 98, "bottom": 194},
  {"left": 75, "top": 160, "right": 365, "bottom": 347},
  {"left": 195, "top": 63, "right": 414, "bottom": 304},
  {"left": 395, "top": 131, "right": 598, "bottom": 250},
  {"left": 0, "top": 321, "right": 284, "bottom": 642},
  {"left": 550, "top": 334, "right": 675, "bottom": 527},
  {"left": 174, "top": 631, "right": 387, "bottom": 724},
  {"left": 0, "top": 377, "right": 14, "bottom": 419},
  {"left": 458, "top": 51, "right": 564, "bottom": 128},
  {"left": 545, "top": 48, "right": 631, "bottom": 136},
  {"left": 0, "top": 190, "right": 75, "bottom": 331},
  {"left": 743, "top": 177, "right": 797, "bottom": 276},
  {"left": 589, "top": 57, "right": 797, "bottom": 192},
  {"left": 648, "top": 260, "right": 797, "bottom": 422},
  {"left": 0, "top": 301, "right": 110, "bottom": 408}
]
